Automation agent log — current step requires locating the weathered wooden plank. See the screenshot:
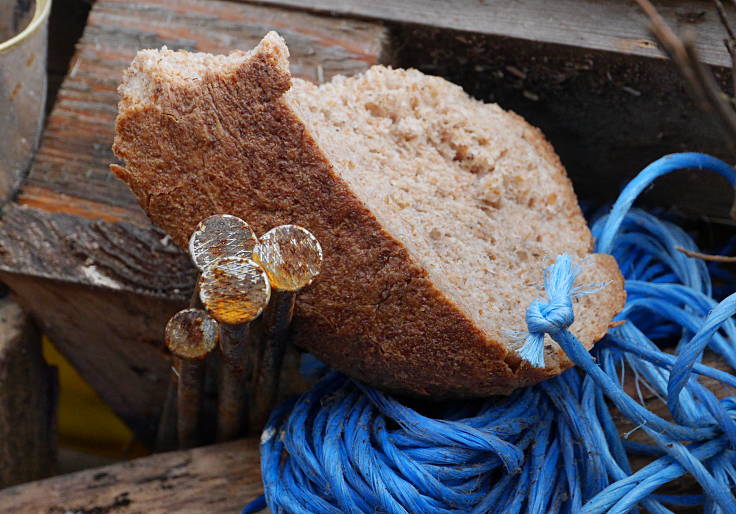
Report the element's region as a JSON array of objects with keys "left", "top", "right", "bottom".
[
  {"left": 0, "top": 205, "right": 194, "bottom": 297},
  {"left": 0, "top": 439, "right": 263, "bottom": 513},
  {"left": 250, "top": 0, "right": 734, "bottom": 68},
  {"left": 0, "top": 296, "right": 57, "bottom": 488},
  {"left": 0, "top": 201, "right": 191, "bottom": 444}
]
